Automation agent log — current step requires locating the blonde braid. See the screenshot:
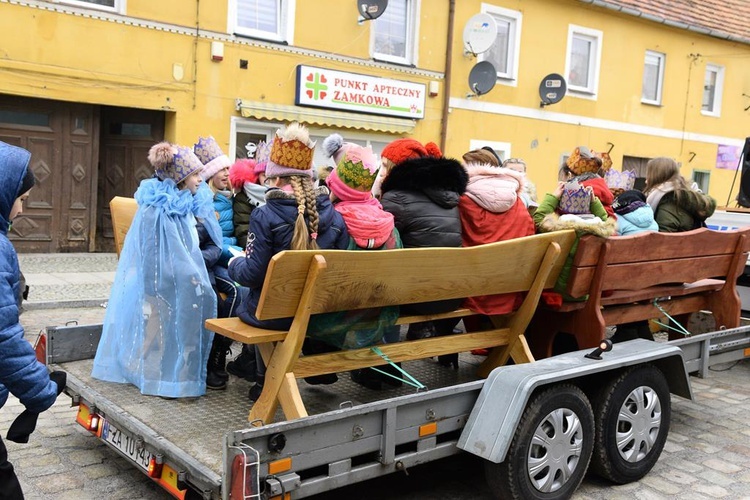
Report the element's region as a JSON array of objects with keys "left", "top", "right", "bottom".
[
  {"left": 301, "top": 177, "right": 320, "bottom": 248},
  {"left": 289, "top": 176, "right": 320, "bottom": 250}
]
